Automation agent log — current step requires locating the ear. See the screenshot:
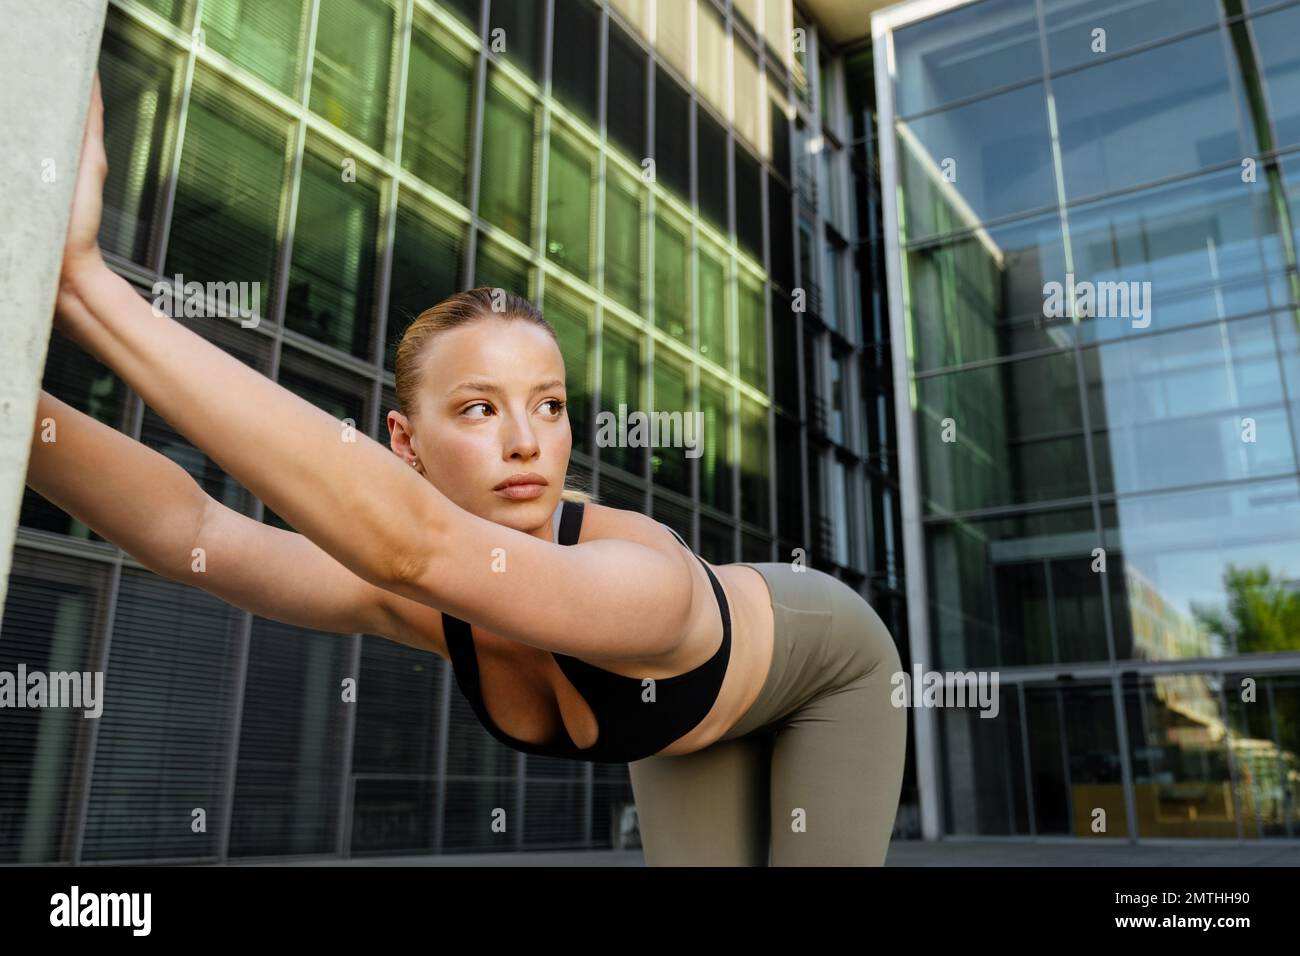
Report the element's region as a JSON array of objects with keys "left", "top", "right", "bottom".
[{"left": 387, "top": 409, "right": 414, "bottom": 457}]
